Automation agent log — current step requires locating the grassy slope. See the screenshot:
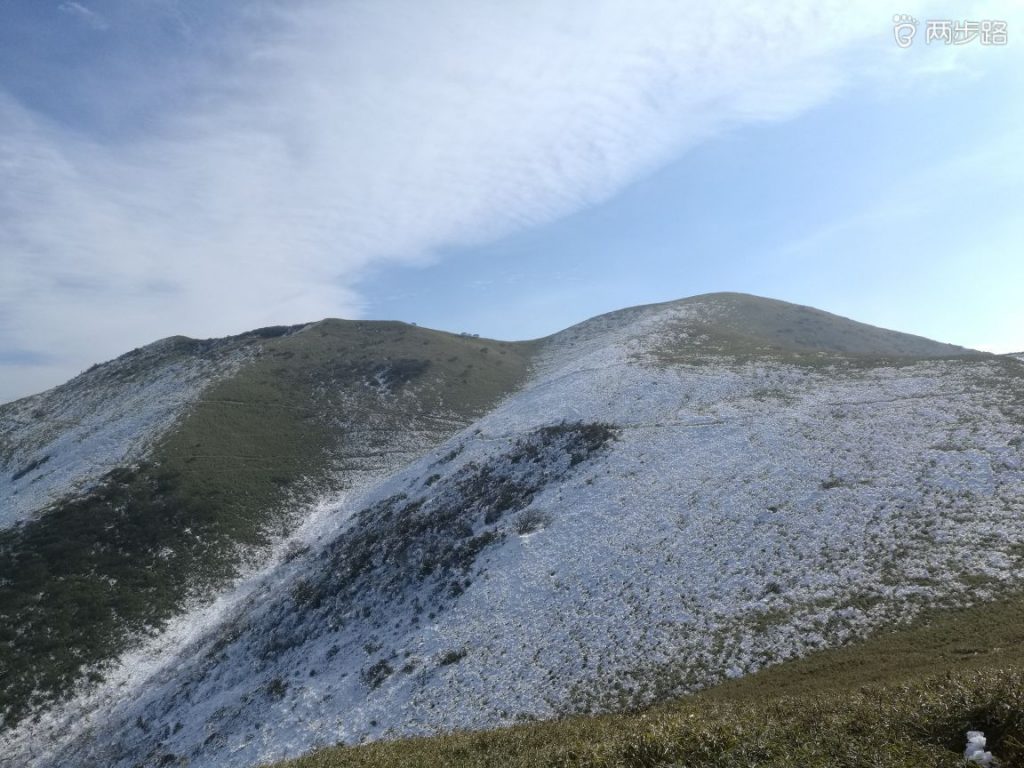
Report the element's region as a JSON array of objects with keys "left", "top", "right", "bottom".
[
  {"left": 0, "top": 321, "right": 535, "bottom": 728},
  {"left": 156, "top": 320, "right": 536, "bottom": 544},
  {"left": 674, "top": 292, "right": 977, "bottom": 358},
  {"left": 269, "top": 596, "right": 1024, "bottom": 768}
]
